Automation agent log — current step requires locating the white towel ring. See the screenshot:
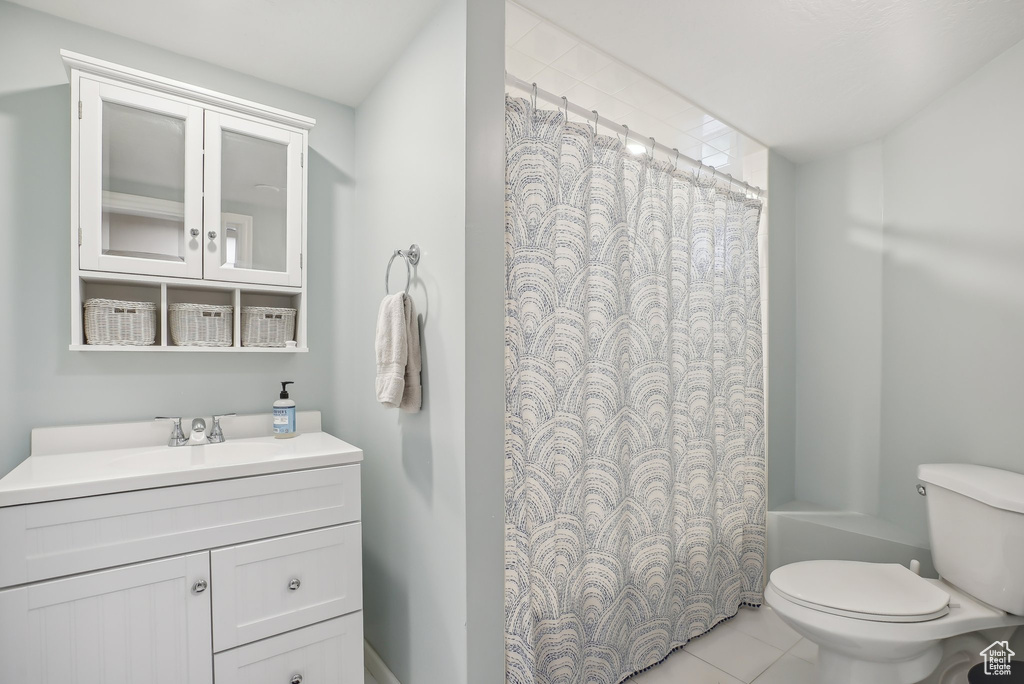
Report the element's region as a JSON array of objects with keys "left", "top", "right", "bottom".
[{"left": 385, "top": 244, "right": 421, "bottom": 294}]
